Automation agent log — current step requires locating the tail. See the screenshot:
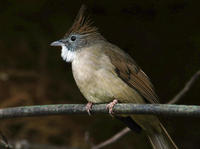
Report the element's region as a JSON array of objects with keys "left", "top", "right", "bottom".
[
  {"left": 147, "top": 123, "right": 178, "bottom": 149},
  {"left": 115, "top": 115, "right": 178, "bottom": 149}
]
